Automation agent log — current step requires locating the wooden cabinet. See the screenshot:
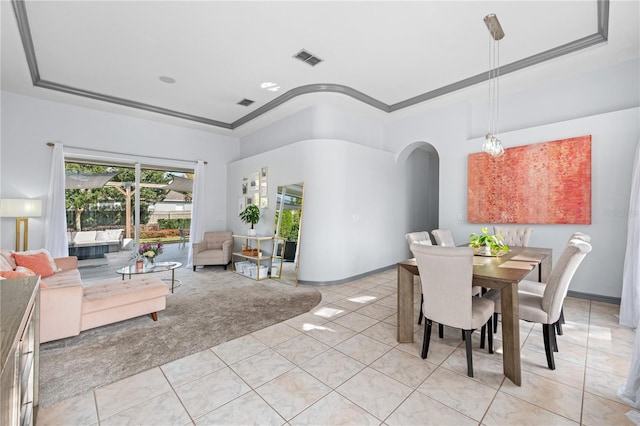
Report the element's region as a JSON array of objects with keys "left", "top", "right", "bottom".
[
  {"left": 1, "top": 276, "right": 40, "bottom": 426},
  {"left": 231, "top": 235, "right": 284, "bottom": 280}
]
